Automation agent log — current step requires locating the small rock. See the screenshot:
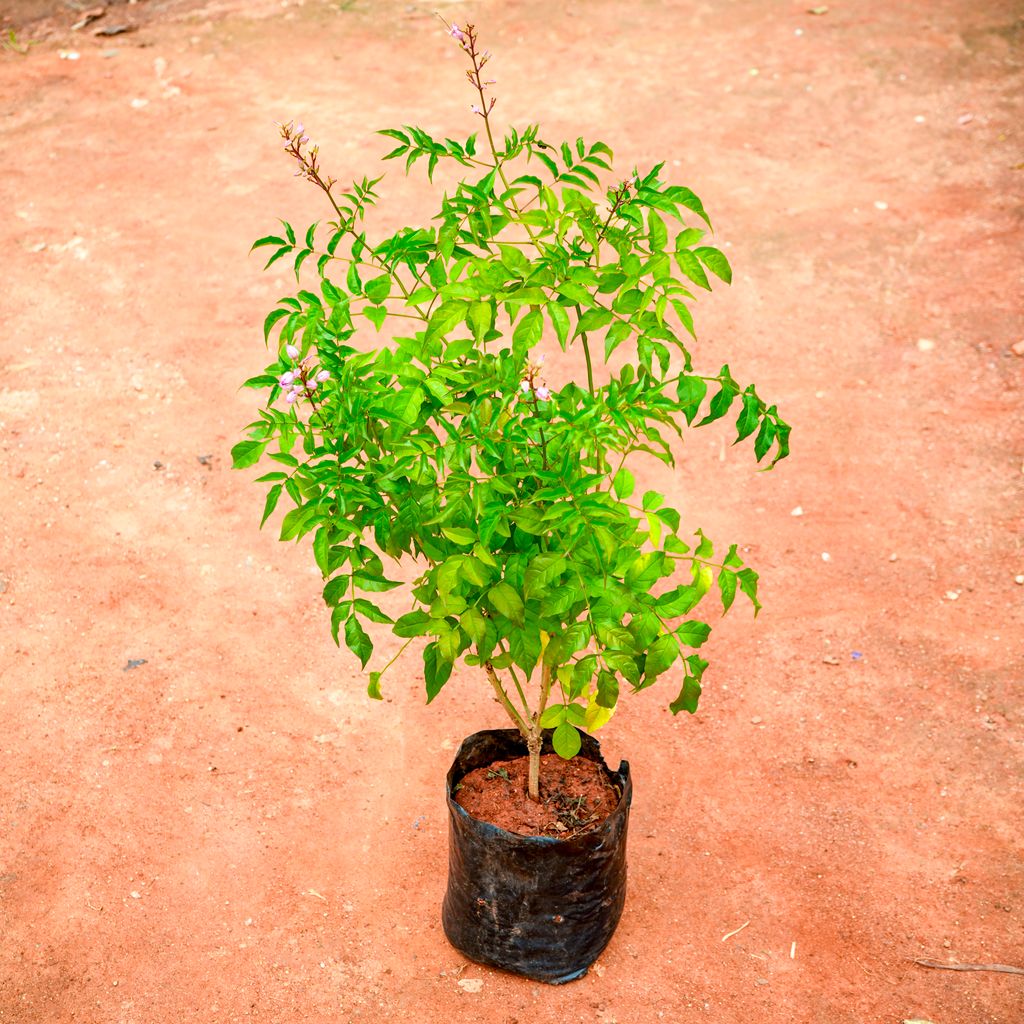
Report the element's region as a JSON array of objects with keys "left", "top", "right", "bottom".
[
  {"left": 130, "top": 98, "right": 149, "bottom": 109},
  {"left": 874, "top": 200, "right": 888, "bottom": 210},
  {"left": 889, "top": 553, "right": 898, "bottom": 562},
  {"left": 59, "top": 50, "right": 81, "bottom": 60},
  {"left": 1010, "top": 340, "right": 1024, "bottom": 357},
  {"left": 822, "top": 655, "right": 840, "bottom": 666},
  {"left": 1014, "top": 575, "right": 1024, "bottom": 586},
  {"left": 790, "top": 505, "right": 804, "bottom": 517},
  {"left": 129, "top": 891, "right": 141, "bottom": 899},
  {"left": 751, "top": 716, "right": 763, "bottom": 725},
  {"left": 957, "top": 113, "right": 974, "bottom": 125},
  {"left": 457, "top": 978, "right": 483, "bottom": 993},
  {"left": 916, "top": 338, "right": 935, "bottom": 352},
  {"left": 755, "top": 977, "right": 770, "bottom": 985},
  {"left": 914, "top": 115, "right": 926, "bottom": 123},
  {"left": 821, "top": 552, "right": 831, "bottom": 562},
  {"left": 945, "top": 590, "right": 960, "bottom": 601}
]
